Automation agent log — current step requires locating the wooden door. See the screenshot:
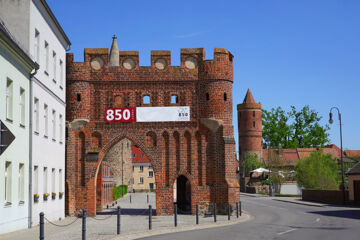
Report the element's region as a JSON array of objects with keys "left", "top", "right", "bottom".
[{"left": 354, "top": 180, "right": 360, "bottom": 205}]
